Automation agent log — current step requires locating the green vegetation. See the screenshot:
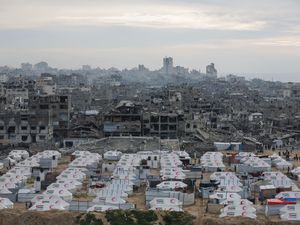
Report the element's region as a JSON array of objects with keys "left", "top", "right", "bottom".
[
  {"left": 105, "top": 210, "right": 157, "bottom": 225},
  {"left": 130, "top": 210, "right": 158, "bottom": 225},
  {"left": 105, "top": 210, "right": 136, "bottom": 225},
  {"left": 162, "top": 211, "right": 195, "bottom": 225},
  {"left": 77, "top": 213, "right": 104, "bottom": 225},
  {"left": 77, "top": 210, "right": 195, "bottom": 225}
]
